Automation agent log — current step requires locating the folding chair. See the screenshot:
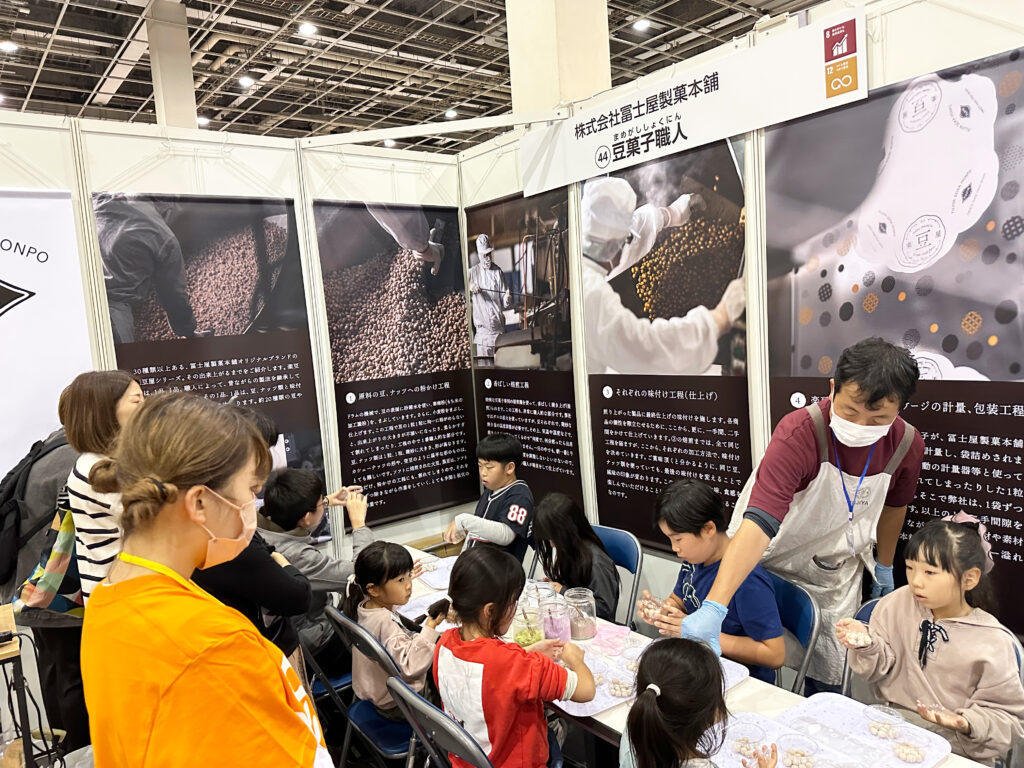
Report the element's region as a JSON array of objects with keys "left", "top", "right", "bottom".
[
  {"left": 840, "top": 598, "right": 879, "bottom": 697},
  {"left": 324, "top": 606, "right": 417, "bottom": 768},
  {"left": 387, "top": 676, "right": 493, "bottom": 768},
  {"left": 592, "top": 525, "right": 643, "bottom": 627},
  {"left": 528, "top": 525, "right": 639, "bottom": 627},
  {"left": 298, "top": 636, "right": 352, "bottom": 749},
  {"left": 766, "top": 571, "right": 821, "bottom": 694}
]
